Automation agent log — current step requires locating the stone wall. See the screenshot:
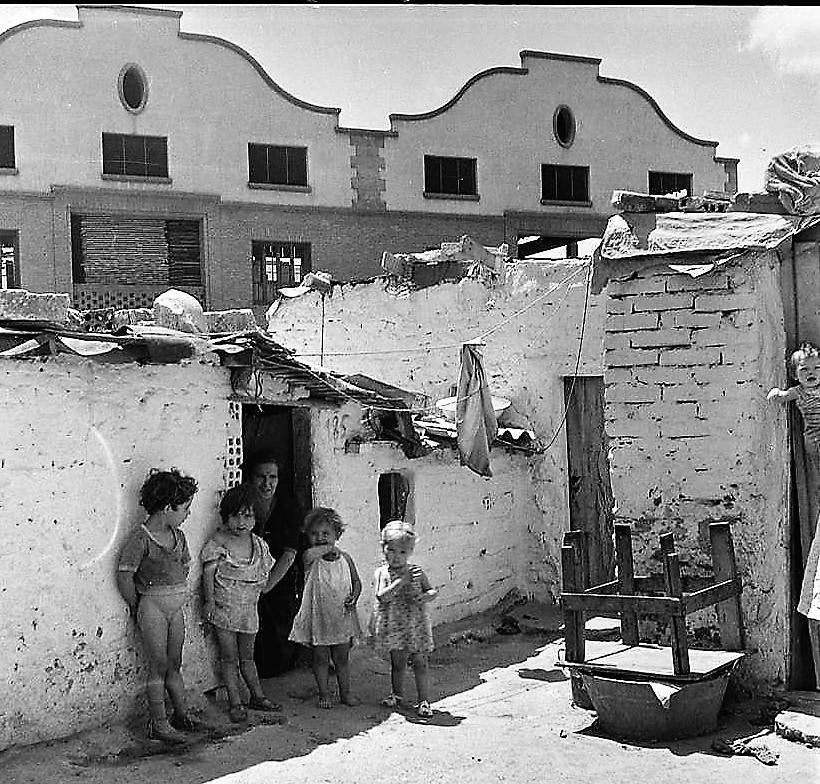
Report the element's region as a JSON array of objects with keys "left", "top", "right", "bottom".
[
  {"left": 0, "top": 358, "right": 237, "bottom": 750},
  {"left": 602, "top": 251, "right": 789, "bottom": 686}
]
